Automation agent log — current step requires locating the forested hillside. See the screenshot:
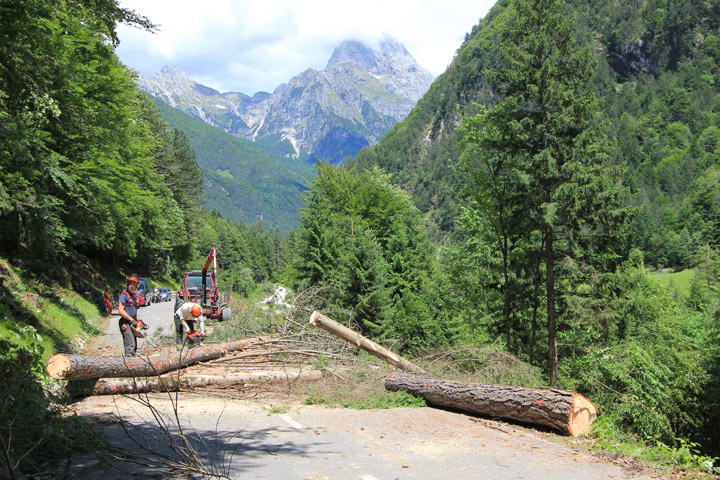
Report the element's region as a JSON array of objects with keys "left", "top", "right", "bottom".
[
  {"left": 151, "top": 98, "right": 312, "bottom": 231},
  {"left": 0, "top": 0, "right": 201, "bottom": 277},
  {"left": 0, "top": 0, "right": 288, "bottom": 279},
  {"left": 350, "top": 0, "right": 720, "bottom": 271},
  {"left": 302, "top": 0, "right": 720, "bottom": 463}
]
